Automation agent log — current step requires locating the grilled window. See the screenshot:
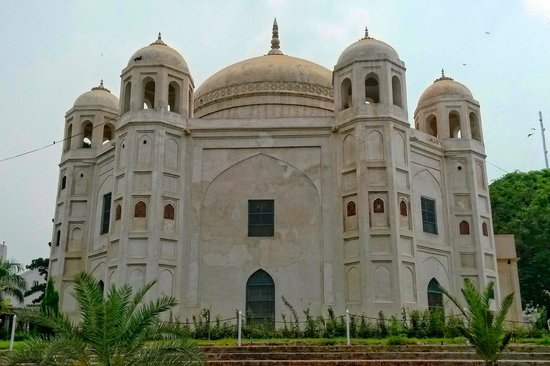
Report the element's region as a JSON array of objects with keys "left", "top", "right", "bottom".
[
  {"left": 421, "top": 197, "right": 437, "bottom": 234},
  {"left": 248, "top": 200, "right": 274, "bottom": 237},
  {"left": 100, "top": 193, "right": 112, "bottom": 235}
]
